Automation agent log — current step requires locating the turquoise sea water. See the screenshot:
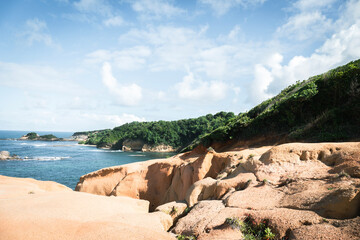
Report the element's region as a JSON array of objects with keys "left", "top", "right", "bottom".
[{"left": 0, "top": 130, "right": 174, "bottom": 189}]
